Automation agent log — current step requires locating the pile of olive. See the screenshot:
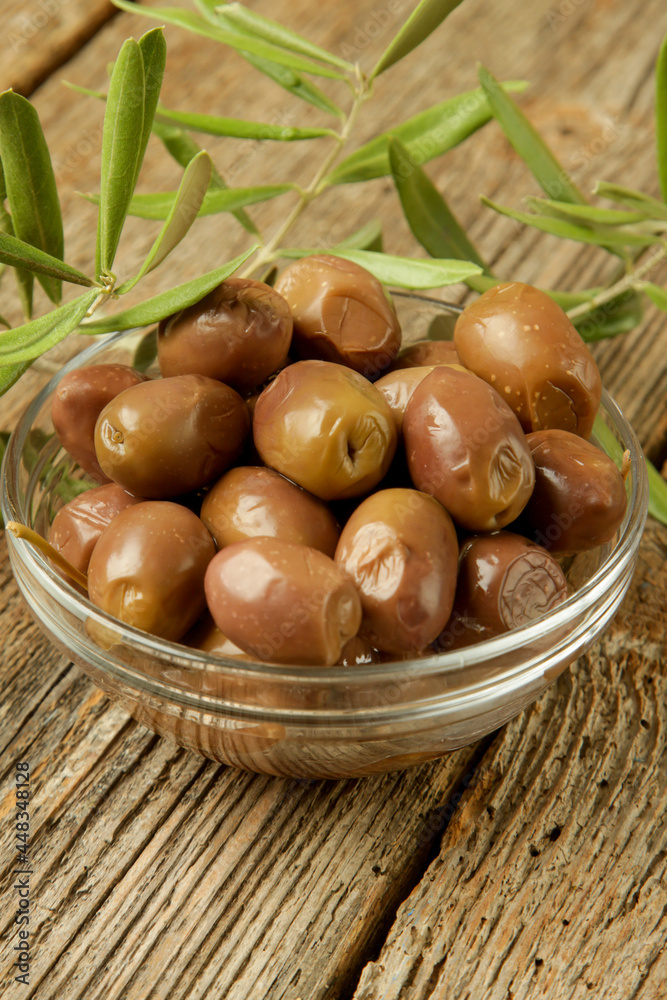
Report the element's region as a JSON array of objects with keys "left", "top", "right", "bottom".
[{"left": 48, "top": 256, "right": 628, "bottom": 667}]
